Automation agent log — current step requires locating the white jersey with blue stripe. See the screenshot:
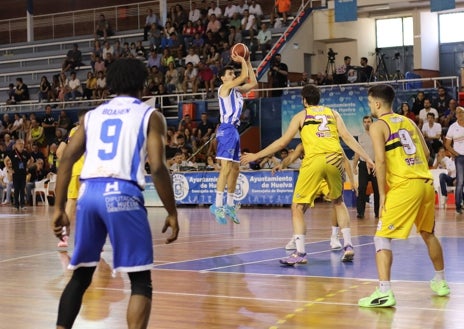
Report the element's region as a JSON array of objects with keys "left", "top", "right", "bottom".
[
  {"left": 80, "top": 96, "right": 155, "bottom": 189},
  {"left": 218, "top": 85, "right": 243, "bottom": 126}
]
